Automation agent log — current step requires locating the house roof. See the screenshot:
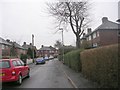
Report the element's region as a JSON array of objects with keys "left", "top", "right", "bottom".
[
  {"left": 13, "top": 42, "right": 25, "bottom": 49},
  {"left": 82, "top": 17, "right": 120, "bottom": 38},
  {"left": 39, "top": 46, "right": 57, "bottom": 51},
  {"left": 22, "top": 44, "right": 30, "bottom": 49},
  {"left": 39, "top": 47, "right": 51, "bottom": 51},
  {"left": 95, "top": 21, "right": 120, "bottom": 30},
  {"left": 49, "top": 46, "right": 57, "bottom": 51},
  {"left": 22, "top": 44, "right": 37, "bottom": 50},
  {"left": 0, "top": 37, "right": 12, "bottom": 46}
]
